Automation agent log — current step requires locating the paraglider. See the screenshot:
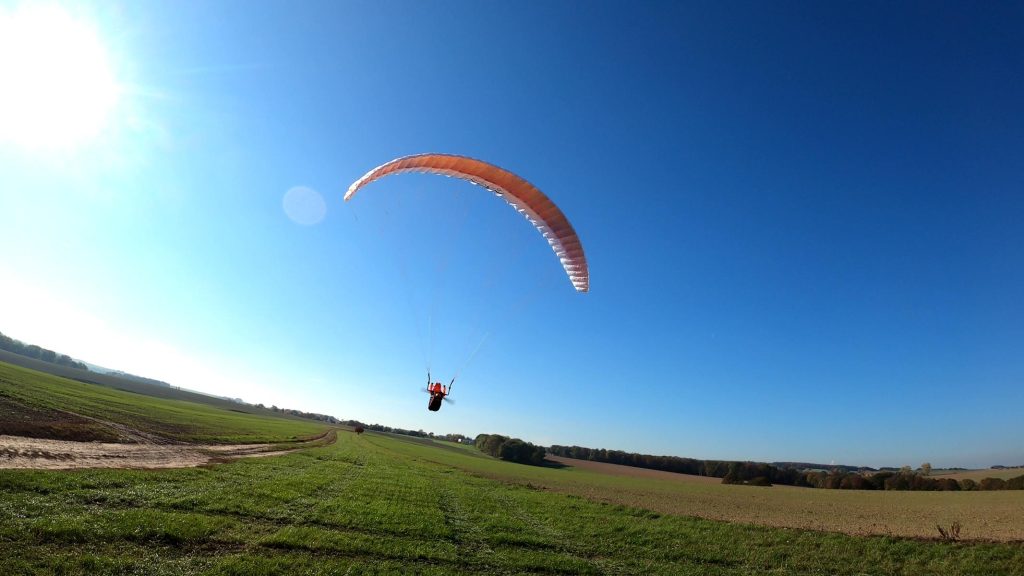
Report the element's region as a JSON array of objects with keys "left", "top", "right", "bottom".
[
  {"left": 345, "top": 153, "right": 589, "bottom": 412},
  {"left": 425, "top": 372, "right": 453, "bottom": 412}
]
